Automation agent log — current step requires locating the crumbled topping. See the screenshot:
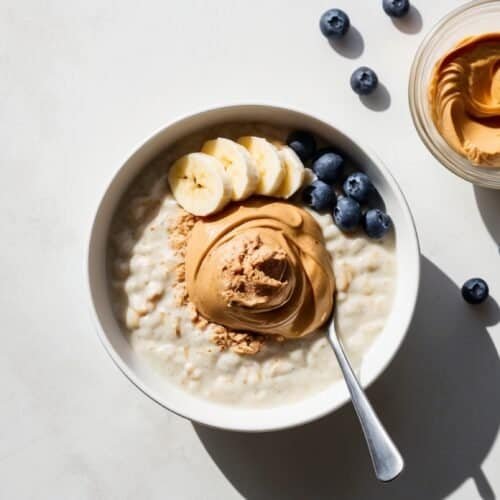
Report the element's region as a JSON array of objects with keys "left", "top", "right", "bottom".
[
  {"left": 168, "top": 211, "right": 196, "bottom": 307},
  {"left": 174, "top": 316, "right": 181, "bottom": 338},
  {"left": 212, "top": 325, "right": 266, "bottom": 355},
  {"left": 219, "top": 234, "right": 289, "bottom": 308},
  {"left": 167, "top": 210, "right": 275, "bottom": 355}
]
